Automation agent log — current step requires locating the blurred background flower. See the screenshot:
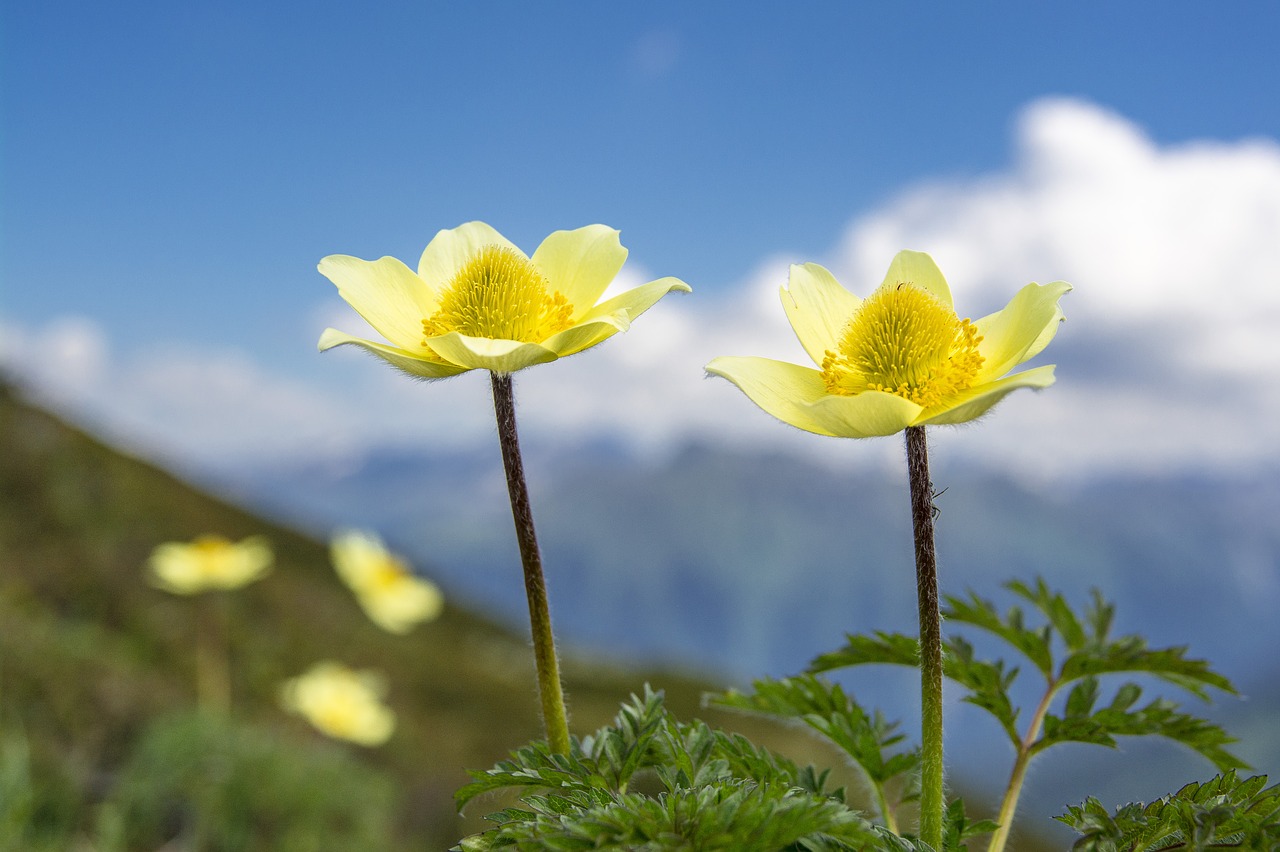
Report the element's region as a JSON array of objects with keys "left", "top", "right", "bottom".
[
  {"left": 147, "top": 534, "right": 273, "bottom": 595},
  {"left": 331, "top": 529, "right": 444, "bottom": 634},
  {"left": 279, "top": 661, "right": 396, "bottom": 747}
]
